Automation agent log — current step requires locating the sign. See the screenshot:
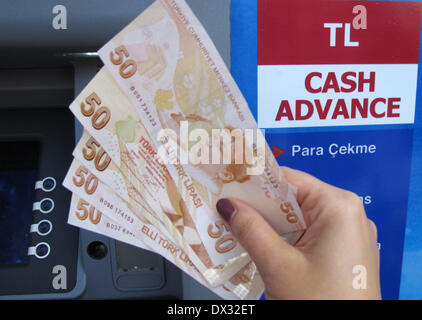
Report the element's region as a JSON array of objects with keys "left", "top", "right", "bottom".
[
  {"left": 258, "top": 0, "right": 421, "bottom": 129},
  {"left": 231, "top": 0, "right": 422, "bottom": 299}
]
